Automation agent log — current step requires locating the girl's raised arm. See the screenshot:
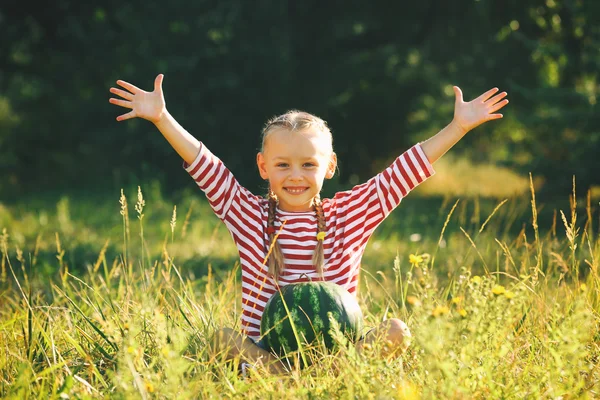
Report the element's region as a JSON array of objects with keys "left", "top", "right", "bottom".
[
  {"left": 420, "top": 86, "right": 508, "bottom": 164},
  {"left": 109, "top": 74, "right": 201, "bottom": 165}
]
